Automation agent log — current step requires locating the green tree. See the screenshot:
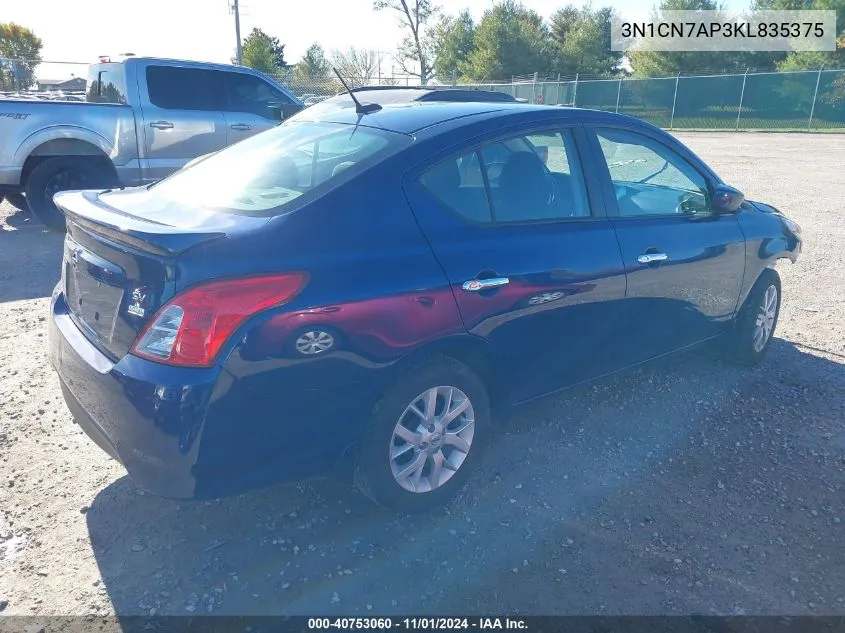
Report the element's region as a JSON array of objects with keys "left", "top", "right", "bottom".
[
  {"left": 293, "top": 43, "right": 339, "bottom": 96},
  {"left": 464, "top": 0, "right": 555, "bottom": 81},
  {"left": 431, "top": 9, "right": 475, "bottom": 81},
  {"left": 828, "top": 38, "right": 845, "bottom": 108},
  {"left": 629, "top": 0, "right": 764, "bottom": 77},
  {"left": 374, "top": 0, "right": 439, "bottom": 84},
  {"left": 236, "top": 28, "right": 287, "bottom": 75},
  {"left": 549, "top": 4, "right": 621, "bottom": 75},
  {"left": 754, "top": 0, "right": 845, "bottom": 70},
  {"left": 294, "top": 43, "right": 330, "bottom": 80},
  {"left": 0, "top": 22, "right": 42, "bottom": 90}
]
